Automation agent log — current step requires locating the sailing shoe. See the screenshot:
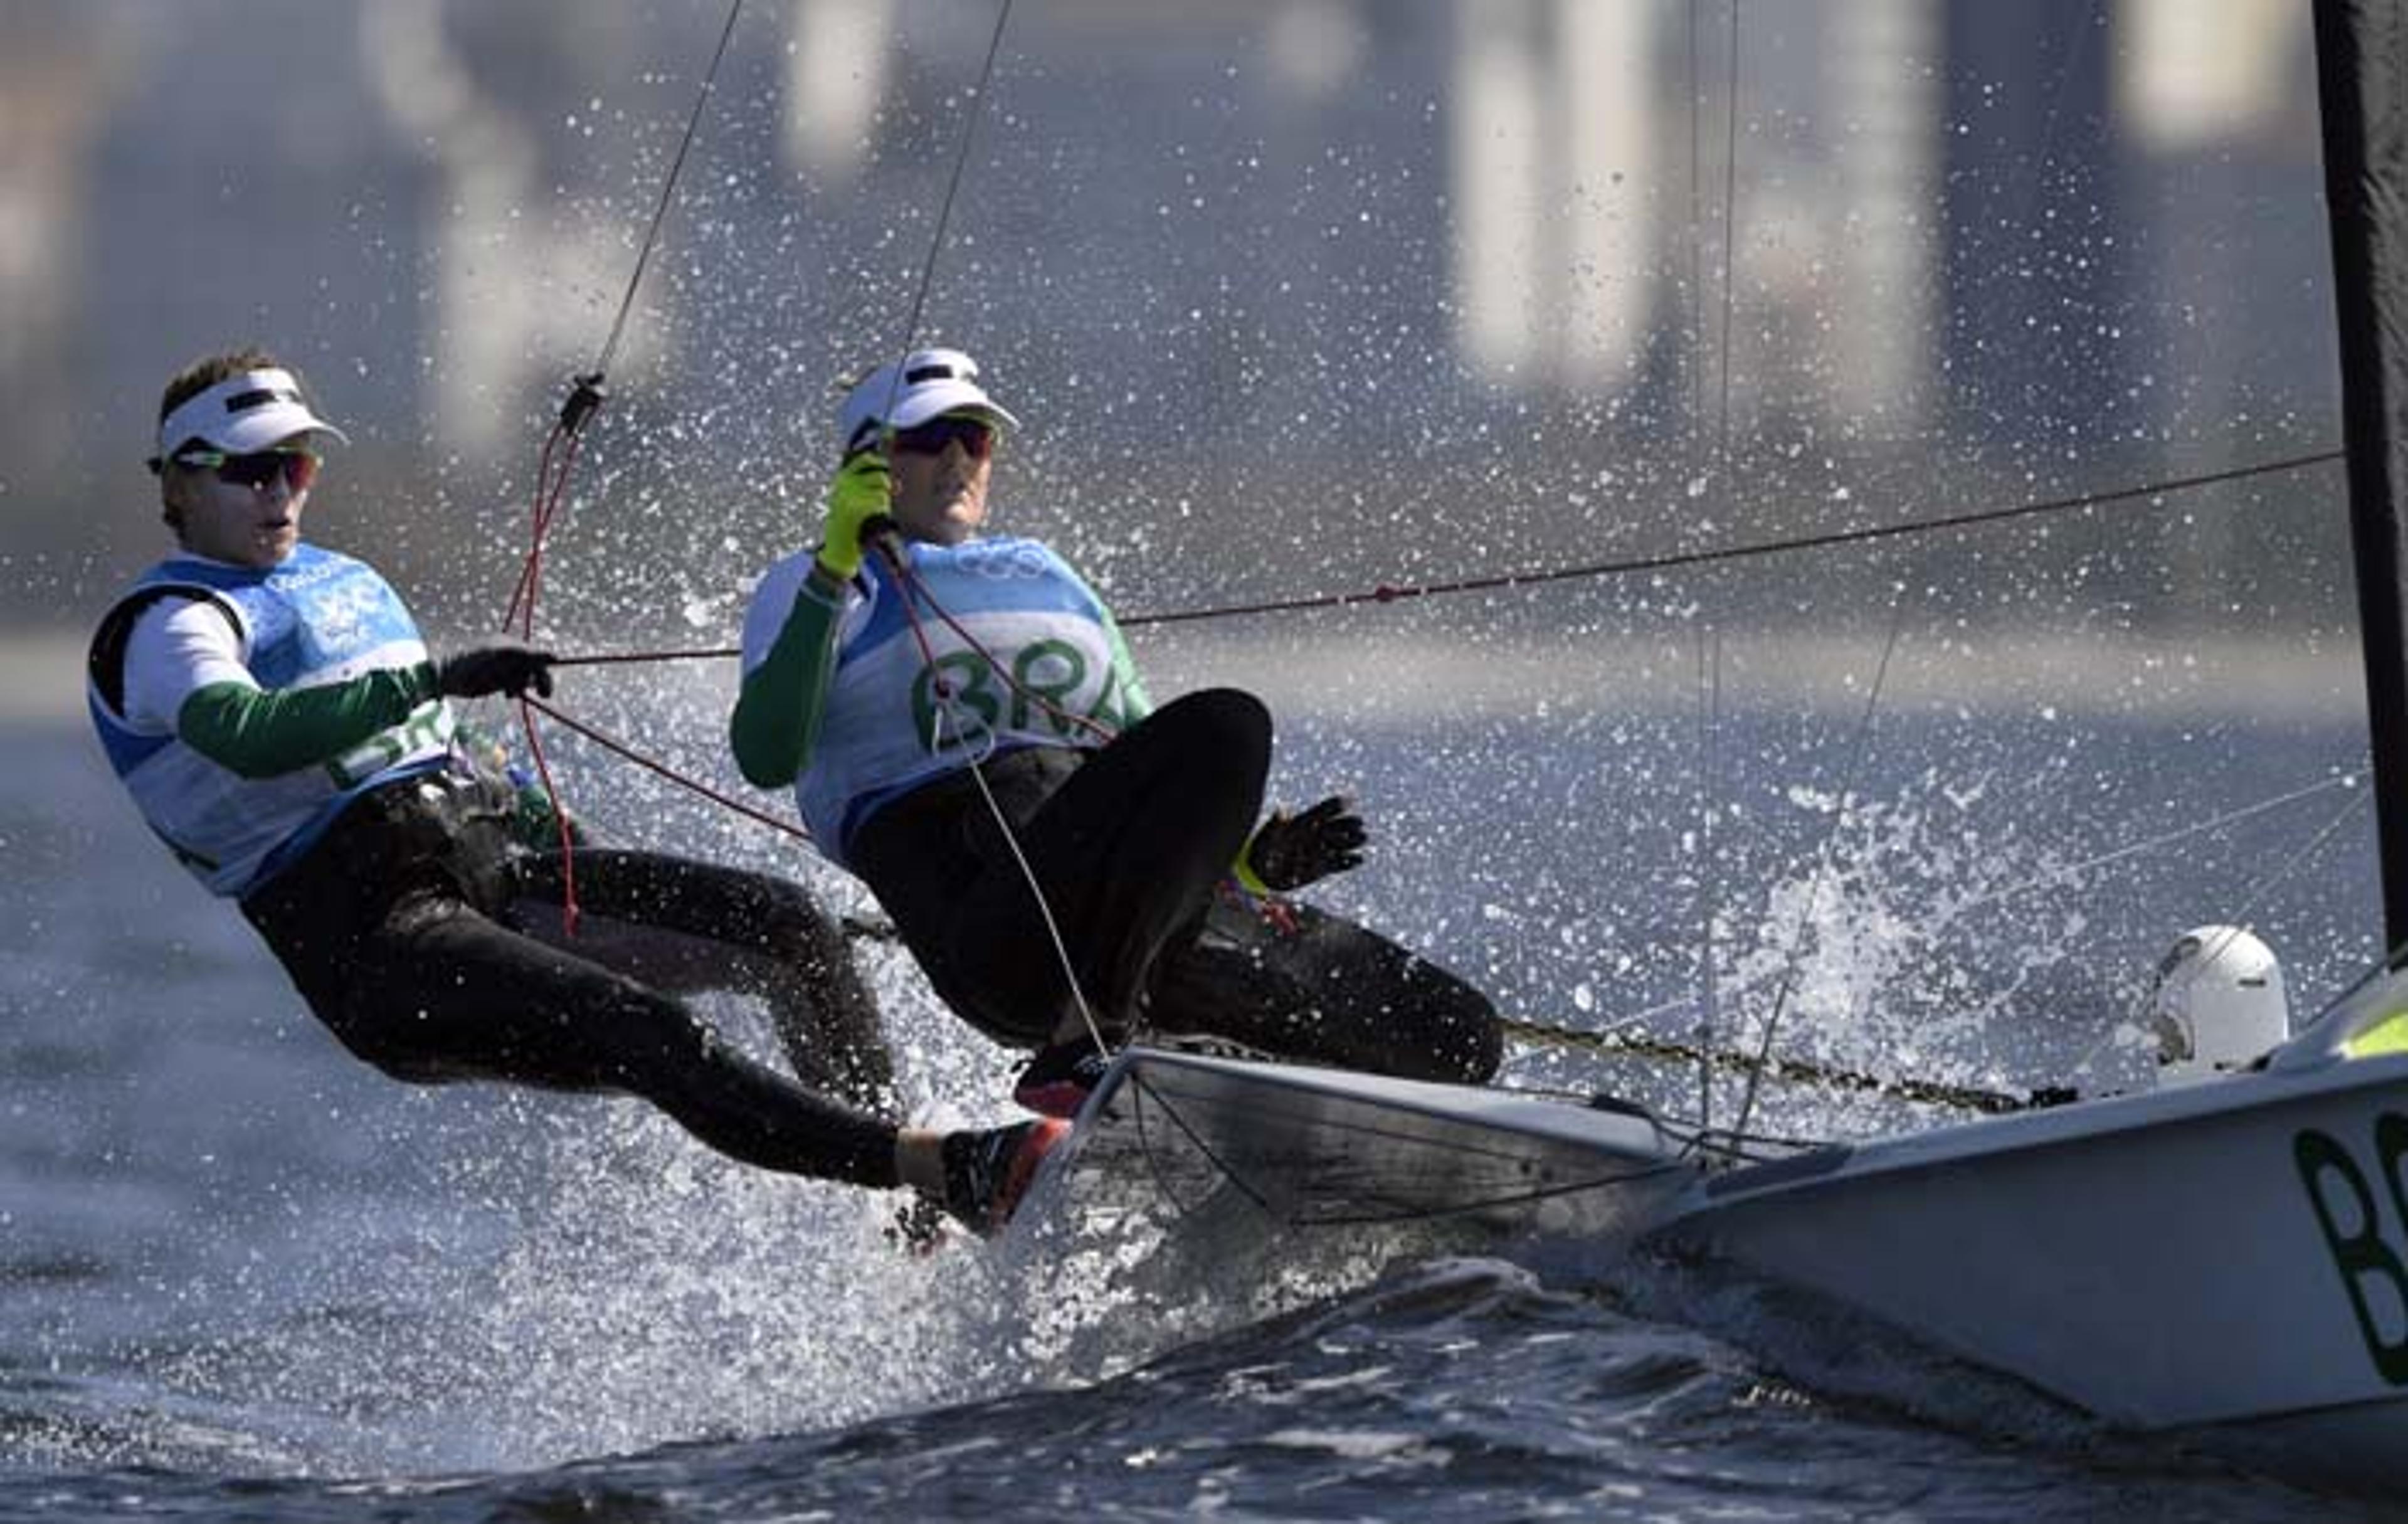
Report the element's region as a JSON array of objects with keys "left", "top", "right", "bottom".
[
  {"left": 940, "top": 1118, "right": 1070, "bottom": 1237},
  {"left": 1012, "top": 1041, "right": 1113, "bottom": 1118}
]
